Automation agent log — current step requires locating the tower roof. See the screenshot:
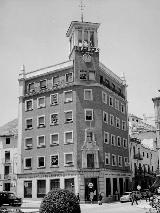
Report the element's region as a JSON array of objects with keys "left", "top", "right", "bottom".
[{"left": 66, "top": 21, "right": 100, "bottom": 37}]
